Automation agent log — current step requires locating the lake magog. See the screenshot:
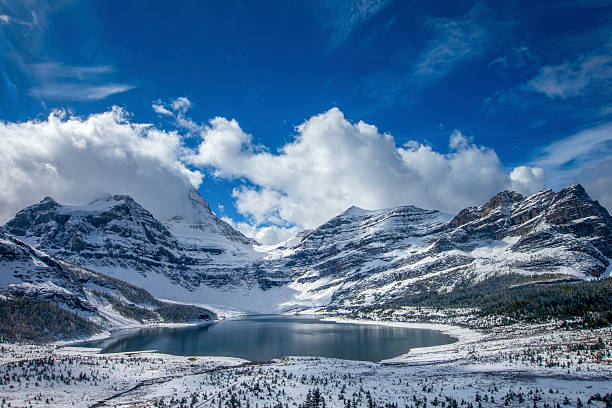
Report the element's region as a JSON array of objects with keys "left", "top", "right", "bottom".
[{"left": 80, "top": 315, "right": 456, "bottom": 362}]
